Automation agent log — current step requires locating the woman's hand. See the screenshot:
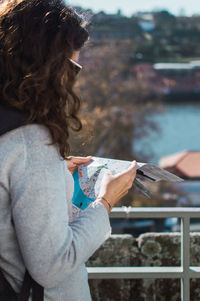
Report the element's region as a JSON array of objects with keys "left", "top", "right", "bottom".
[
  {"left": 66, "top": 156, "right": 92, "bottom": 174},
  {"left": 97, "top": 161, "right": 137, "bottom": 213}
]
